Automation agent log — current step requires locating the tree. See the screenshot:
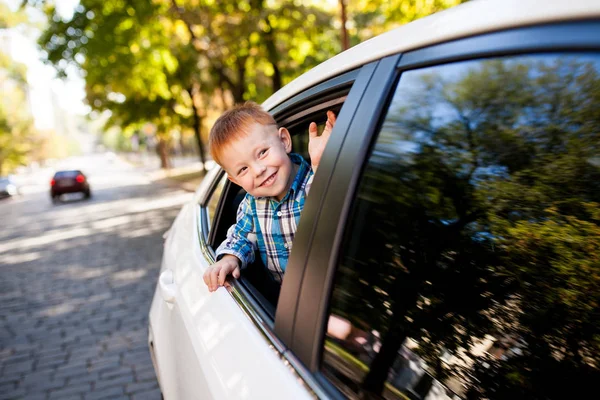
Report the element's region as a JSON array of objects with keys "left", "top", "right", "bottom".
[
  {"left": 0, "top": 3, "right": 38, "bottom": 175},
  {"left": 31, "top": 0, "right": 207, "bottom": 168},
  {"left": 339, "top": 0, "right": 349, "bottom": 51},
  {"left": 346, "top": 0, "right": 466, "bottom": 46}
]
